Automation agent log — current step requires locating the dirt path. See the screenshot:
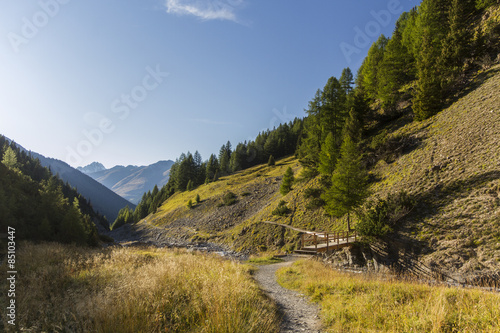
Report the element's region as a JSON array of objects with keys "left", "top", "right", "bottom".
[{"left": 254, "top": 256, "right": 322, "bottom": 333}]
